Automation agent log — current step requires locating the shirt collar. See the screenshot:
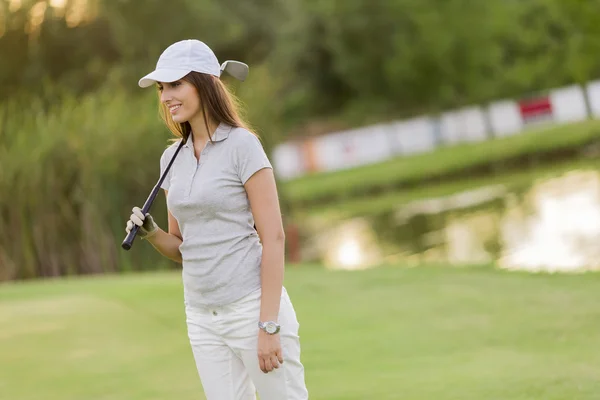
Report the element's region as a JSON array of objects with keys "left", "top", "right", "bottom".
[{"left": 183, "top": 122, "right": 232, "bottom": 147}]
